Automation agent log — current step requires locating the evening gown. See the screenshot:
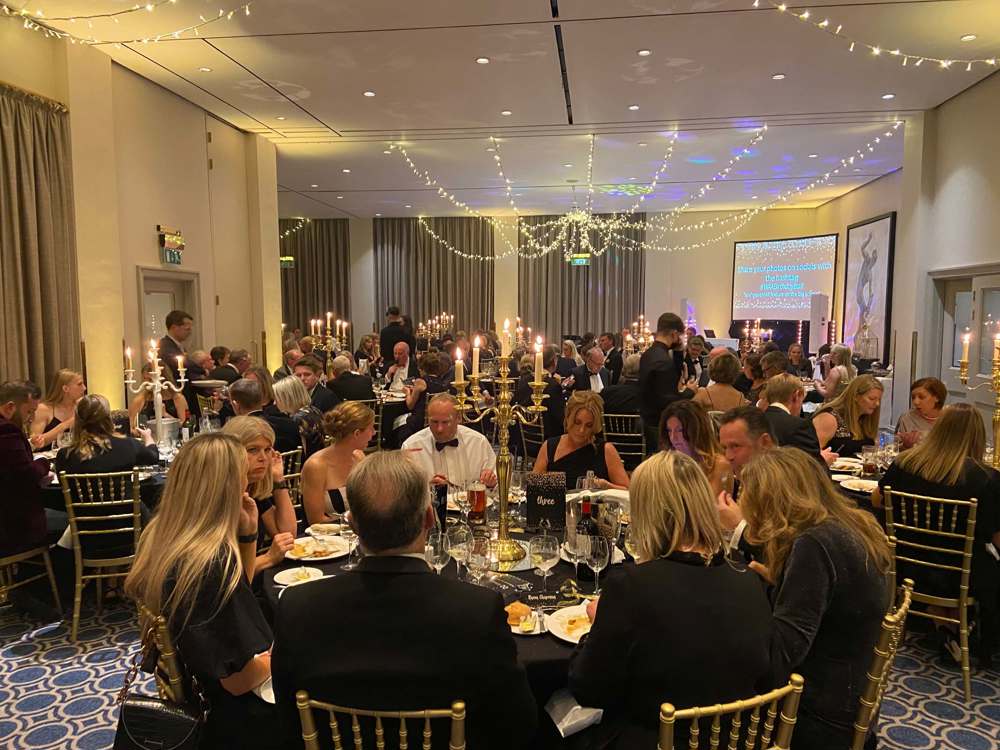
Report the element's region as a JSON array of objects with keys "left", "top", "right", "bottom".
[{"left": 543, "top": 437, "right": 610, "bottom": 489}]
